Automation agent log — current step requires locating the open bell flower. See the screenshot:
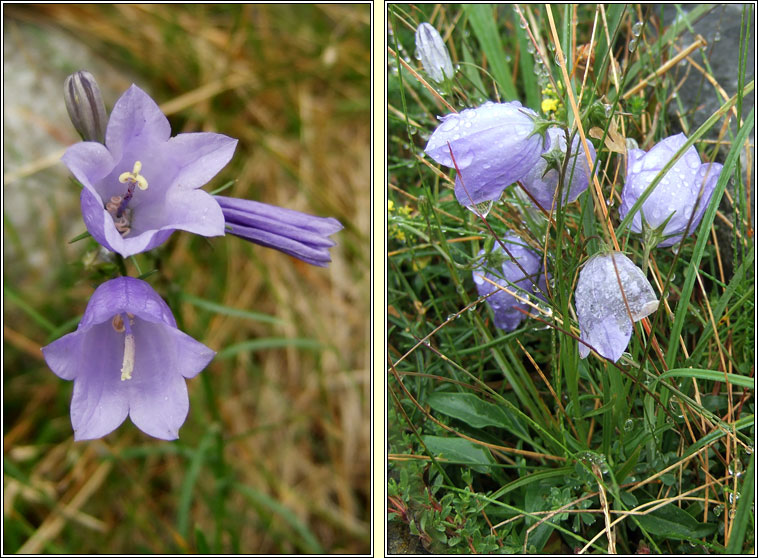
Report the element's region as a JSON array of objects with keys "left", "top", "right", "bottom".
[
  {"left": 575, "top": 252, "right": 659, "bottom": 362},
  {"left": 62, "top": 84, "right": 237, "bottom": 258},
  {"left": 215, "top": 195, "right": 342, "bottom": 267},
  {"left": 619, "top": 133, "right": 723, "bottom": 247},
  {"left": 472, "top": 232, "right": 548, "bottom": 331},
  {"left": 521, "top": 127, "right": 596, "bottom": 211},
  {"left": 425, "top": 101, "right": 546, "bottom": 208},
  {"left": 41, "top": 277, "right": 214, "bottom": 441}
]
